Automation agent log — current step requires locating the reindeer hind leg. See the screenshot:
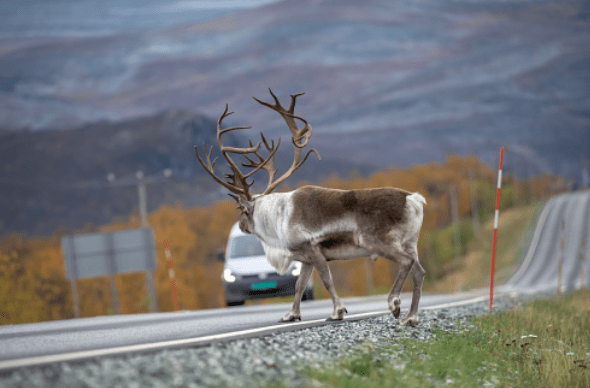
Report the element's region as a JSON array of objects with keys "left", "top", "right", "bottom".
[{"left": 400, "top": 242, "right": 424, "bottom": 327}]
